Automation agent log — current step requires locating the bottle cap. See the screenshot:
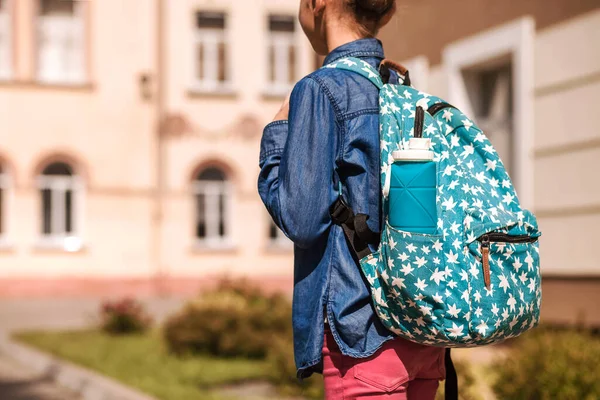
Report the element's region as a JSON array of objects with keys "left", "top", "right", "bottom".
[{"left": 392, "top": 138, "right": 434, "bottom": 161}]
